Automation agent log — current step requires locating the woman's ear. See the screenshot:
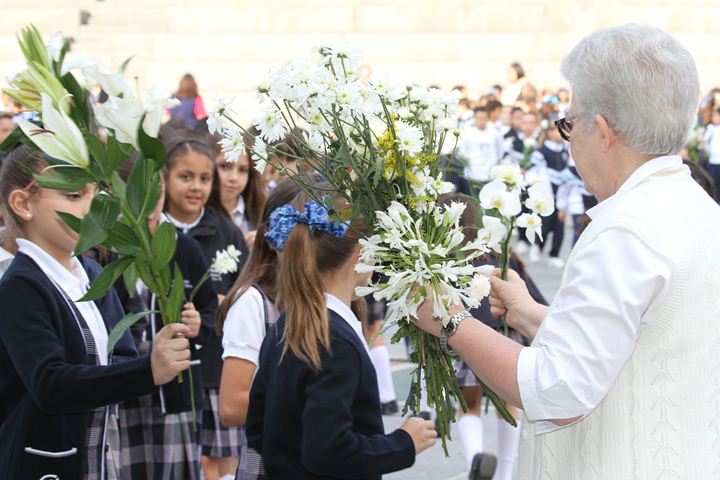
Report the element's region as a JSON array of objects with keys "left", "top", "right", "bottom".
[{"left": 6, "top": 189, "right": 33, "bottom": 222}]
